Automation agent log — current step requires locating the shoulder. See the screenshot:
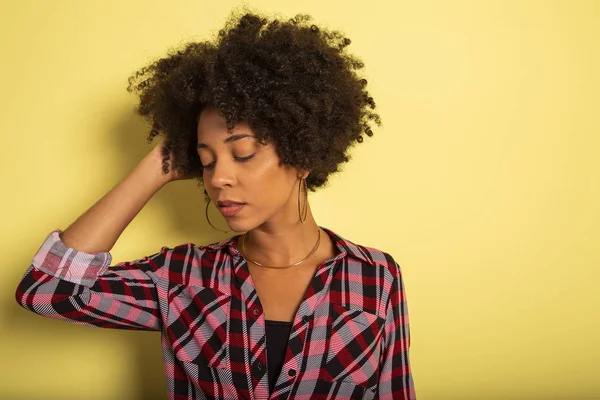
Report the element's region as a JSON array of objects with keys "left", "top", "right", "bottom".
[
  {"left": 355, "top": 244, "right": 402, "bottom": 285},
  {"left": 155, "top": 238, "right": 237, "bottom": 288},
  {"left": 332, "top": 230, "right": 402, "bottom": 280},
  {"left": 157, "top": 237, "right": 234, "bottom": 268}
]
